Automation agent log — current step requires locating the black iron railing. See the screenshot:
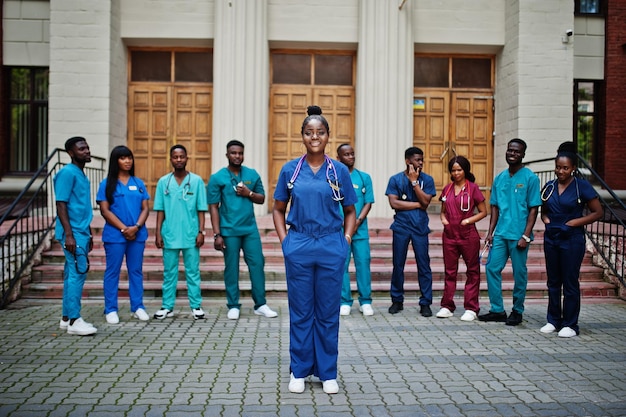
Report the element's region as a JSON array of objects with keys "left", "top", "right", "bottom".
[
  {"left": 525, "top": 155, "right": 626, "bottom": 287},
  {"left": 0, "top": 149, "right": 105, "bottom": 309}
]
